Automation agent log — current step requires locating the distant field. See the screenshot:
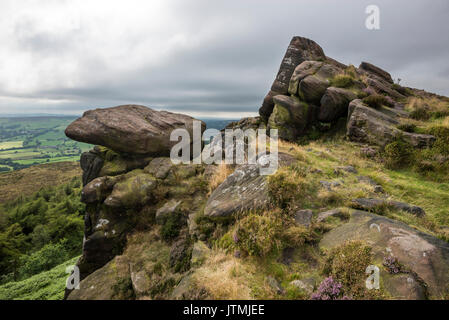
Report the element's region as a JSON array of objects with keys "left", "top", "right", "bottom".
[
  {"left": 0, "top": 141, "right": 23, "bottom": 150},
  {"left": 0, "top": 116, "right": 91, "bottom": 171}
]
